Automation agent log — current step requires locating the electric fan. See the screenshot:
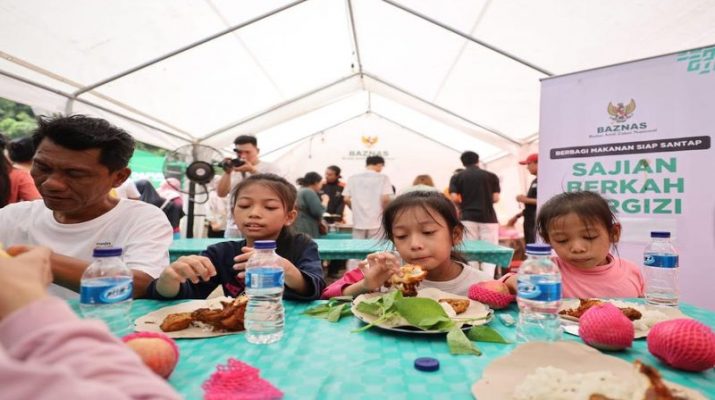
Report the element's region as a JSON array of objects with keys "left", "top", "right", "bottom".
[{"left": 161, "top": 144, "right": 227, "bottom": 238}]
